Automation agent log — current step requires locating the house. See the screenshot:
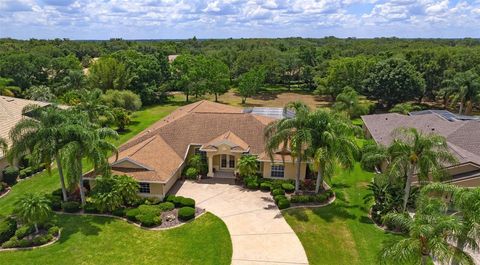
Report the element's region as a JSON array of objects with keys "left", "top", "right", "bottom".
[
  {"left": 361, "top": 110, "right": 480, "bottom": 187},
  {"left": 0, "top": 96, "right": 52, "bottom": 177},
  {"left": 85, "top": 100, "right": 308, "bottom": 198}
]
